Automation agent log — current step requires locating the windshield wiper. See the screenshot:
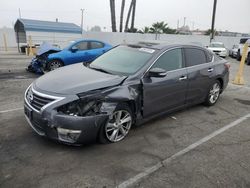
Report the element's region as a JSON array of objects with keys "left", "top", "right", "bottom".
[{"left": 89, "top": 66, "right": 113, "bottom": 75}]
